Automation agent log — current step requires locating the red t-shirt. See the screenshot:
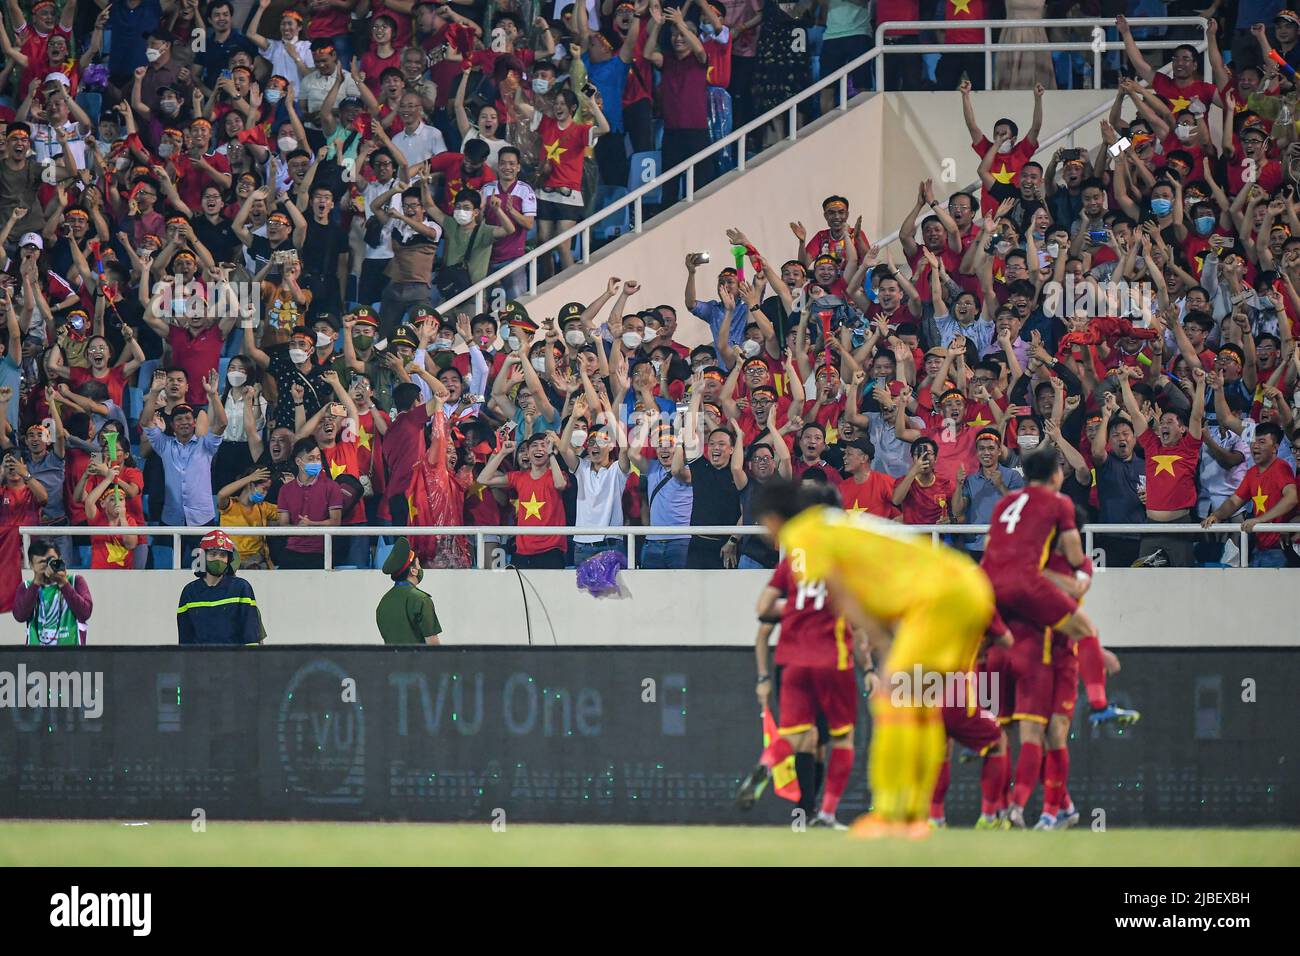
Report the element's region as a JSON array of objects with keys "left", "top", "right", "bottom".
[
  {"left": 973, "top": 135, "right": 1039, "bottom": 189},
  {"left": 322, "top": 437, "right": 365, "bottom": 524},
  {"left": 1235, "top": 457, "right": 1296, "bottom": 549},
  {"left": 382, "top": 405, "right": 430, "bottom": 500},
  {"left": 370, "top": 0, "right": 413, "bottom": 48},
  {"left": 874, "top": 0, "right": 920, "bottom": 36},
  {"left": 70, "top": 365, "right": 128, "bottom": 408},
  {"left": 360, "top": 49, "right": 401, "bottom": 96},
  {"left": 423, "top": 23, "right": 476, "bottom": 107},
  {"left": 305, "top": 5, "right": 350, "bottom": 39},
  {"left": 768, "top": 557, "right": 851, "bottom": 670},
  {"left": 840, "top": 471, "right": 899, "bottom": 518},
  {"left": 173, "top": 150, "right": 232, "bottom": 212},
  {"left": 793, "top": 459, "right": 843, "bottom": 486},
  {"left": 921, "top": 418, "right": 980, "bottom": 487},
  {"left": 1138, "top": 429, "right": 1202, "bottom": 512},
  {"left": 16, "top": 23, "right": 72, "bottom": 96},
  {"left": 944, "top": 0, "right": 987, "bottom": 43},
  {"left": 982, "top": 485, "right": 1076, "bottom": 577},
  {"left": 167, "top": 324, "right": 224, "bottom": 406},
  {"left": 1151, "top": 73, "right": 1217, "bottom": 114},
  {"left": 0, "top": 481, "right": 41, "bottom": 527},
  {"left": 900, "top": 473, "right": 953, "bottom": 524},
  {"left": 89, "top": 511, "right": 139, "bottom": 569},
  {"left": 427, "top": 152, "right": 497, "bottom": 214},
  {"left": 538, "top": 116, "right": 592, "bottom": 191},
  {"left": 506, "top": 468, "right": 566, "bottom": 555},
  {"left": 704, "top": 34, "right": 732, "bottom": 88}
]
